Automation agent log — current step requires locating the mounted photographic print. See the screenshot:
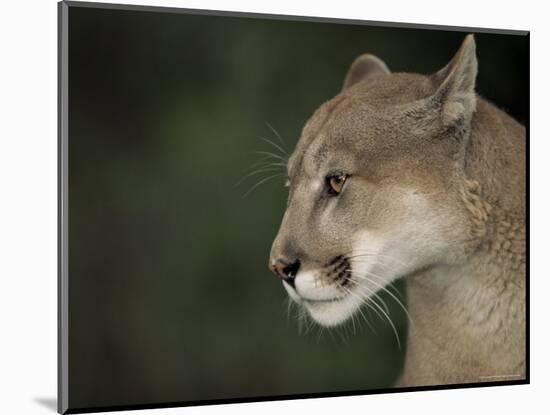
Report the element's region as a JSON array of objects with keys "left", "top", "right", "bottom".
[{"left": 58, "top": 1, "right": 529, "bottom": 413}]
